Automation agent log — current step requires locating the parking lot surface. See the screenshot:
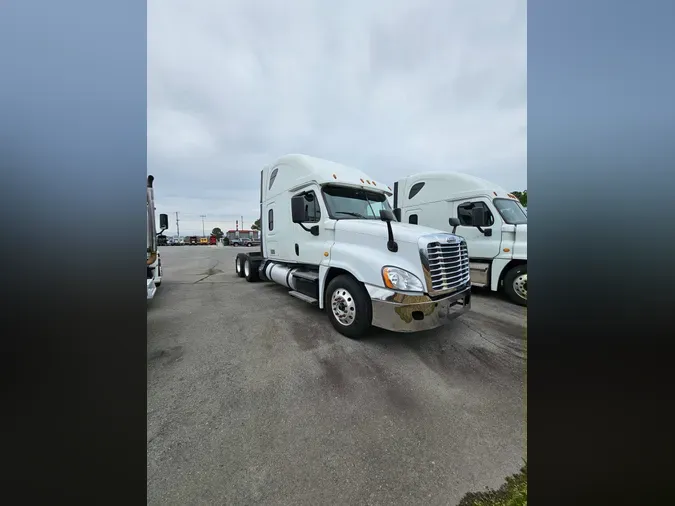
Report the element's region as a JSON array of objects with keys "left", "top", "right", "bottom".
[{"left": 147, "top": 245, "right": 526, "bottom": 506}]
